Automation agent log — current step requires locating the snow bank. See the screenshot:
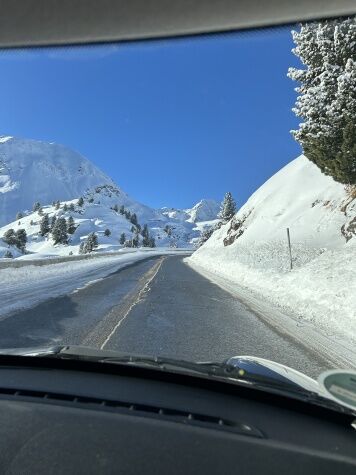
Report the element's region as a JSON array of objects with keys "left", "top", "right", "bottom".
[{"left": 188, "top": 156, "right": 356, "bottom": 344}]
